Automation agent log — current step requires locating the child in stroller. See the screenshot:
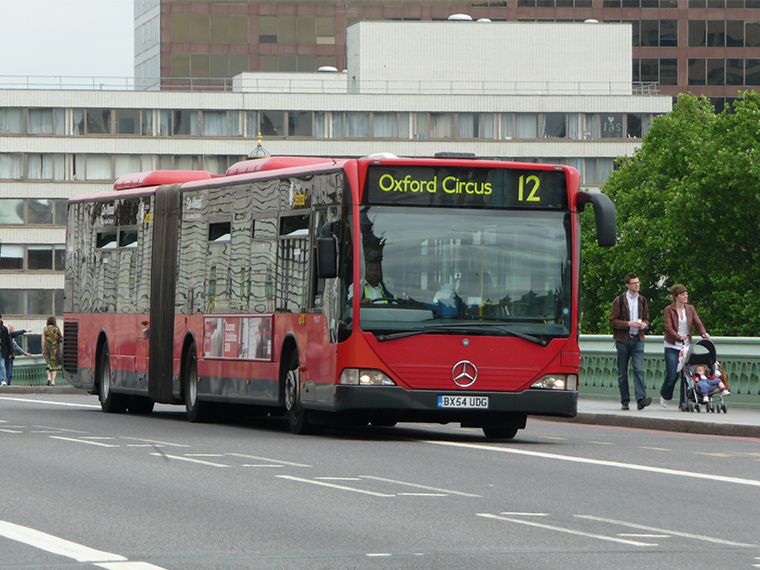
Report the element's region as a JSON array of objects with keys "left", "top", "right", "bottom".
[
  {"left": 680, "top": 339, "right": 730, "bottom": 413},
  {"left": 692, "top": 364, "right": 730, "bottom": 403}
]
